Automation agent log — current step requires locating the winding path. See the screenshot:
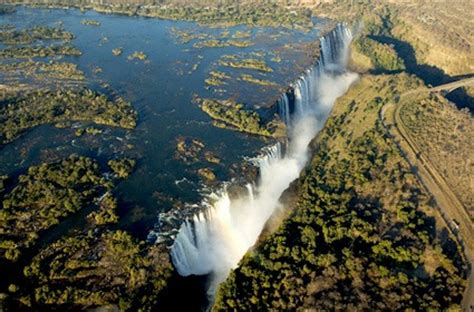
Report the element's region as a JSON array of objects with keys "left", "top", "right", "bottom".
[{"left": 380, "top": 77, "right": 474, "bottom": 311}]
